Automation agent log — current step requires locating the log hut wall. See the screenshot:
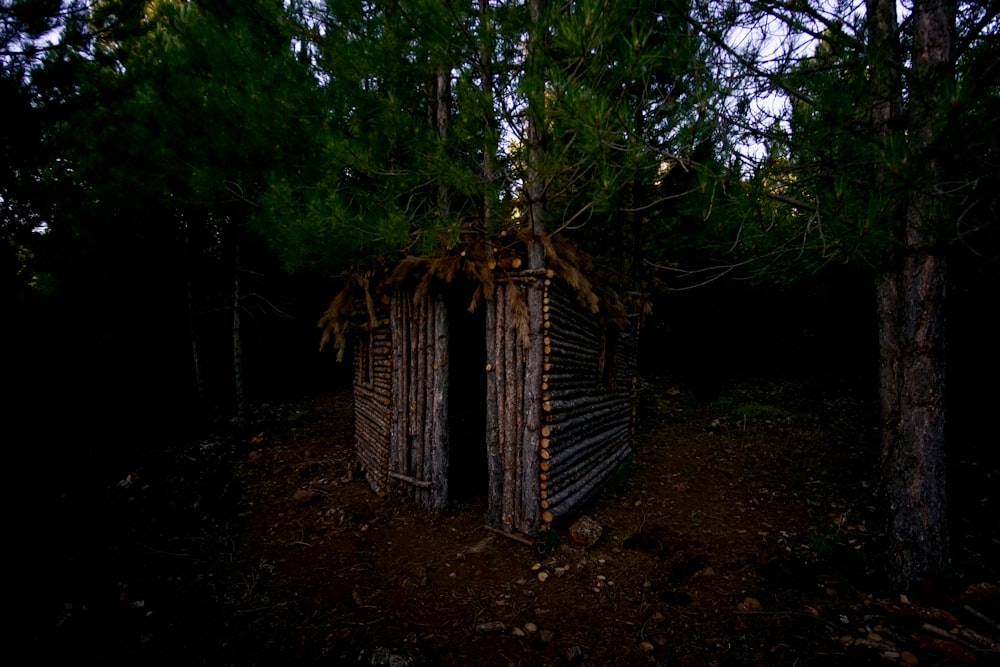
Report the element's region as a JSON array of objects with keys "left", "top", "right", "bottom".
[
  {"left": 352, "top": 301, "right": 392, "bottom": 496},
  {"left": 352, "top": 268, "right": 637, "bottom": 535},
  {"left": 536, "top": 280, "right": 637, "bottom": 526}
]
